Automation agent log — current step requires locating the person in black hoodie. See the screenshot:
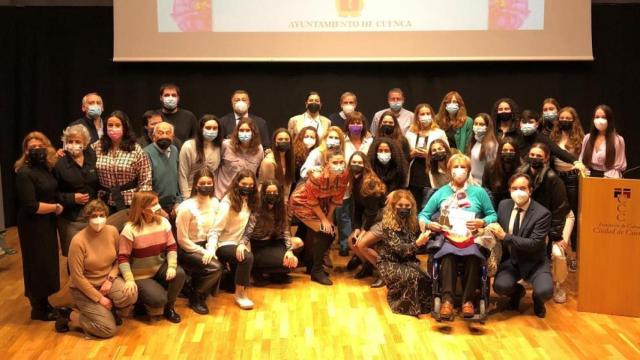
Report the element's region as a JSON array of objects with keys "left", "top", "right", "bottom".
[{"left": 483, "top": 137, "right": 523, "bottom": 209}]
